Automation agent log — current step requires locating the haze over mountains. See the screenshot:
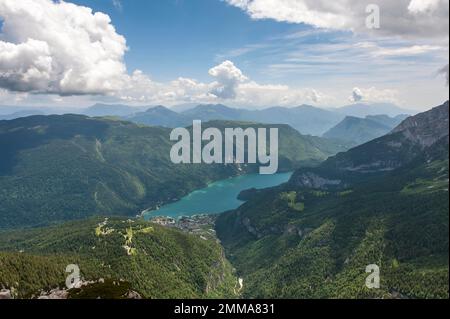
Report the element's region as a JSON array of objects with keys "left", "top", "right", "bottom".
[
  {"left": 126, "top": 103, "right": 414, "bottom": 137},
  {"left": 334, "top": 103, "right": 413, "bottom": 118},
  {"left": 82, "top": 104, "right": 148, "bottom": 118},
  {"left": 1, "top": 102, "right": 414, "bottom": 138},
  {"left": 0, "top": 110, "right": 46, "bottom": 121}
]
